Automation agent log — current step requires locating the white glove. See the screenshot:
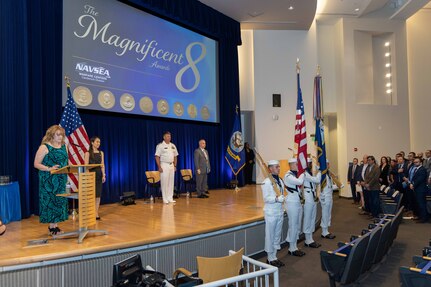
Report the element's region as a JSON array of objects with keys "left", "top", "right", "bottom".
[
  {"left": 341, "top": 183, "right": 345, "bottom": 189},
  {"left": 276, "top": 195, "right": 285, "bottom": 202}
]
